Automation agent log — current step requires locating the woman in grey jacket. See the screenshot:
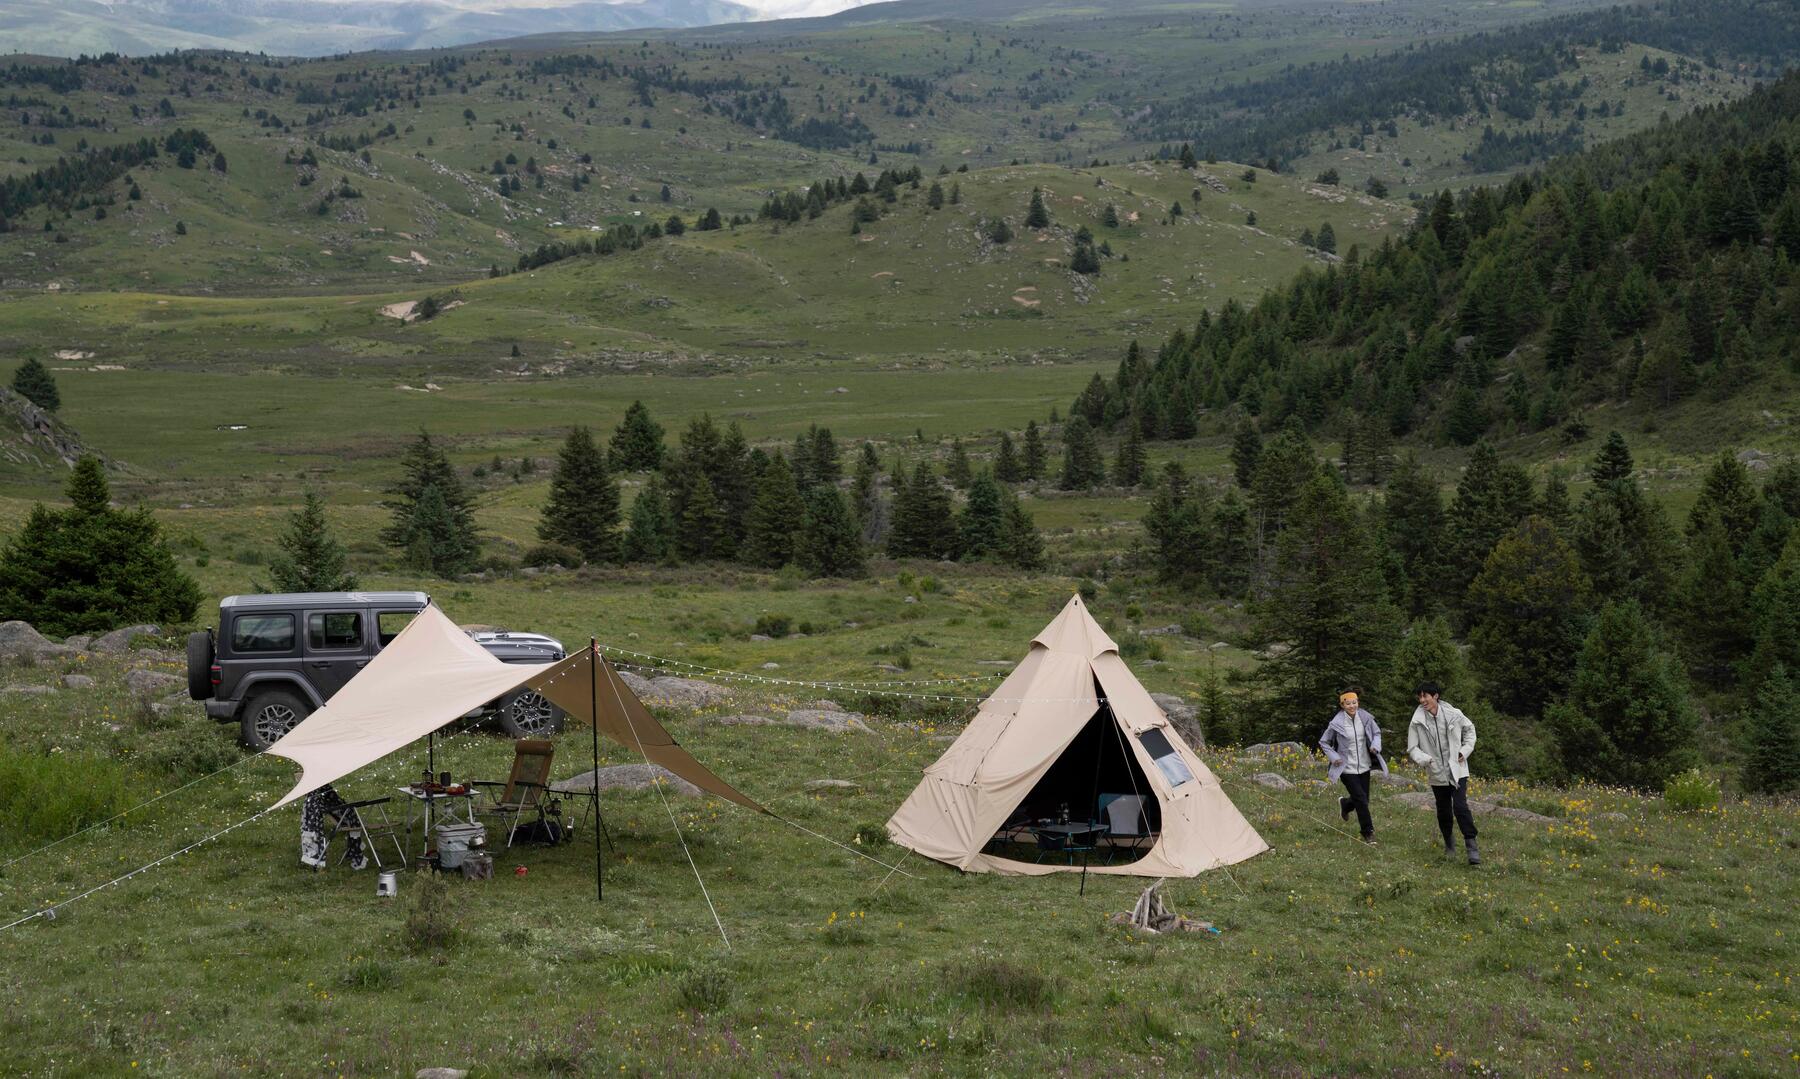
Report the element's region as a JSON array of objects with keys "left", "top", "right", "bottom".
[
  {"left": 1406, "top": 681, "right": 1480, "bottom": 865},
  {"left": 1319, "top": 689, "right": 1386, "bottom": 844}
]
